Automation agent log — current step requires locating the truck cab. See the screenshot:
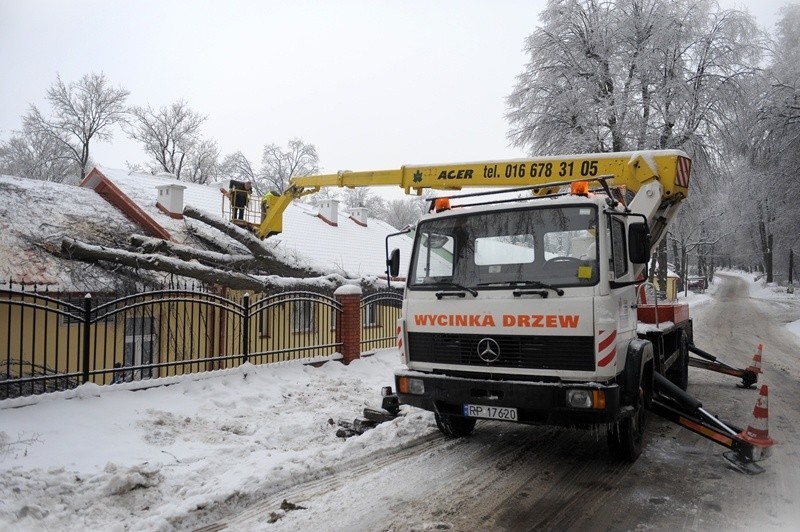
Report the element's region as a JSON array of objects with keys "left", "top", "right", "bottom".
[{"left": 394, "top": 183, "right": 655, "bottom": 458}]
